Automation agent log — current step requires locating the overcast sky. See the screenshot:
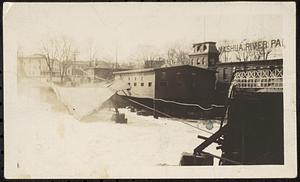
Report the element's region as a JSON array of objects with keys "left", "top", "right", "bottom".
[{"left": 4, "top": 2, "right": 285, "bottom": 62}]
